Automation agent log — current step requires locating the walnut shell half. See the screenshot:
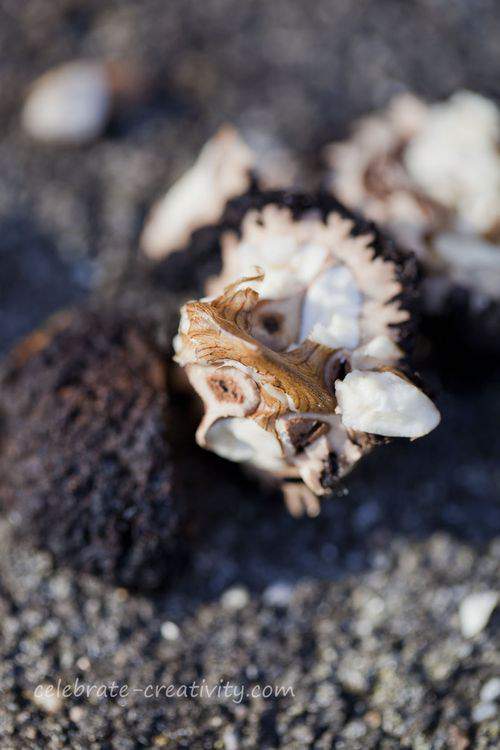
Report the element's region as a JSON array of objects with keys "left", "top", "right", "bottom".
[{"left": 174, "top": 194, "right": 440, "bottom": 511}]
